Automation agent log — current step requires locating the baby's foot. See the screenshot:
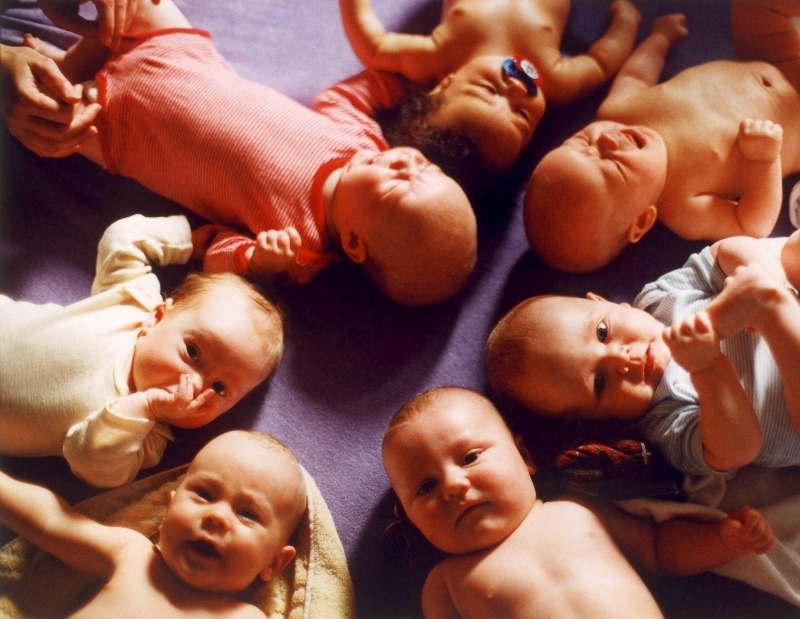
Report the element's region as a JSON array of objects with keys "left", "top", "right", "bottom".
[{"left": 790, "top": 180, "right": 800, "bottom": 228}]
